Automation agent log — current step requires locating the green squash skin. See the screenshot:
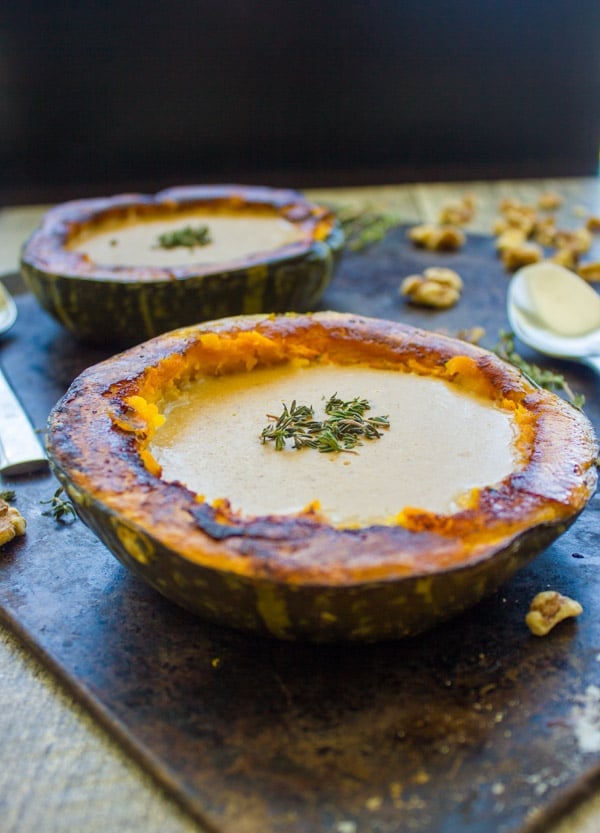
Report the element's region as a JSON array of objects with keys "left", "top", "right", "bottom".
[
  {"left": 52, "top": 463, "right": 575, "bottom": 642},
  {"left": 21, "top": 231, "right": 344, "bottom": 349}
]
